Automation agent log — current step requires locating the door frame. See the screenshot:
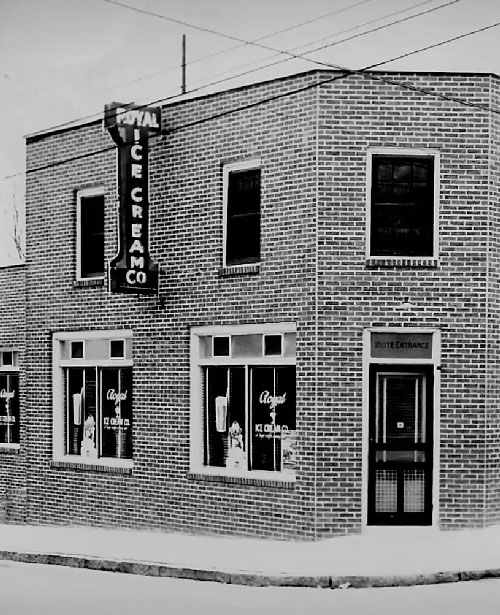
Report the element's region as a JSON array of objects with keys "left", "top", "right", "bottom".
[{"left": 361, "top": 327, "right": 441, "bottom": 529}]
